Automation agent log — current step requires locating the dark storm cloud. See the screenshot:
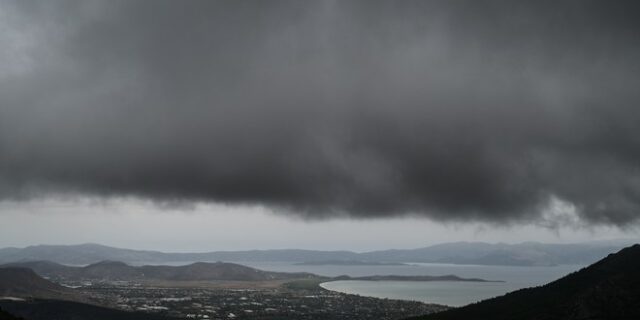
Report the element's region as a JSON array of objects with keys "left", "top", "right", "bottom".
[{"left": 2, "top": 0, "right": 640, "bottom": 225}]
